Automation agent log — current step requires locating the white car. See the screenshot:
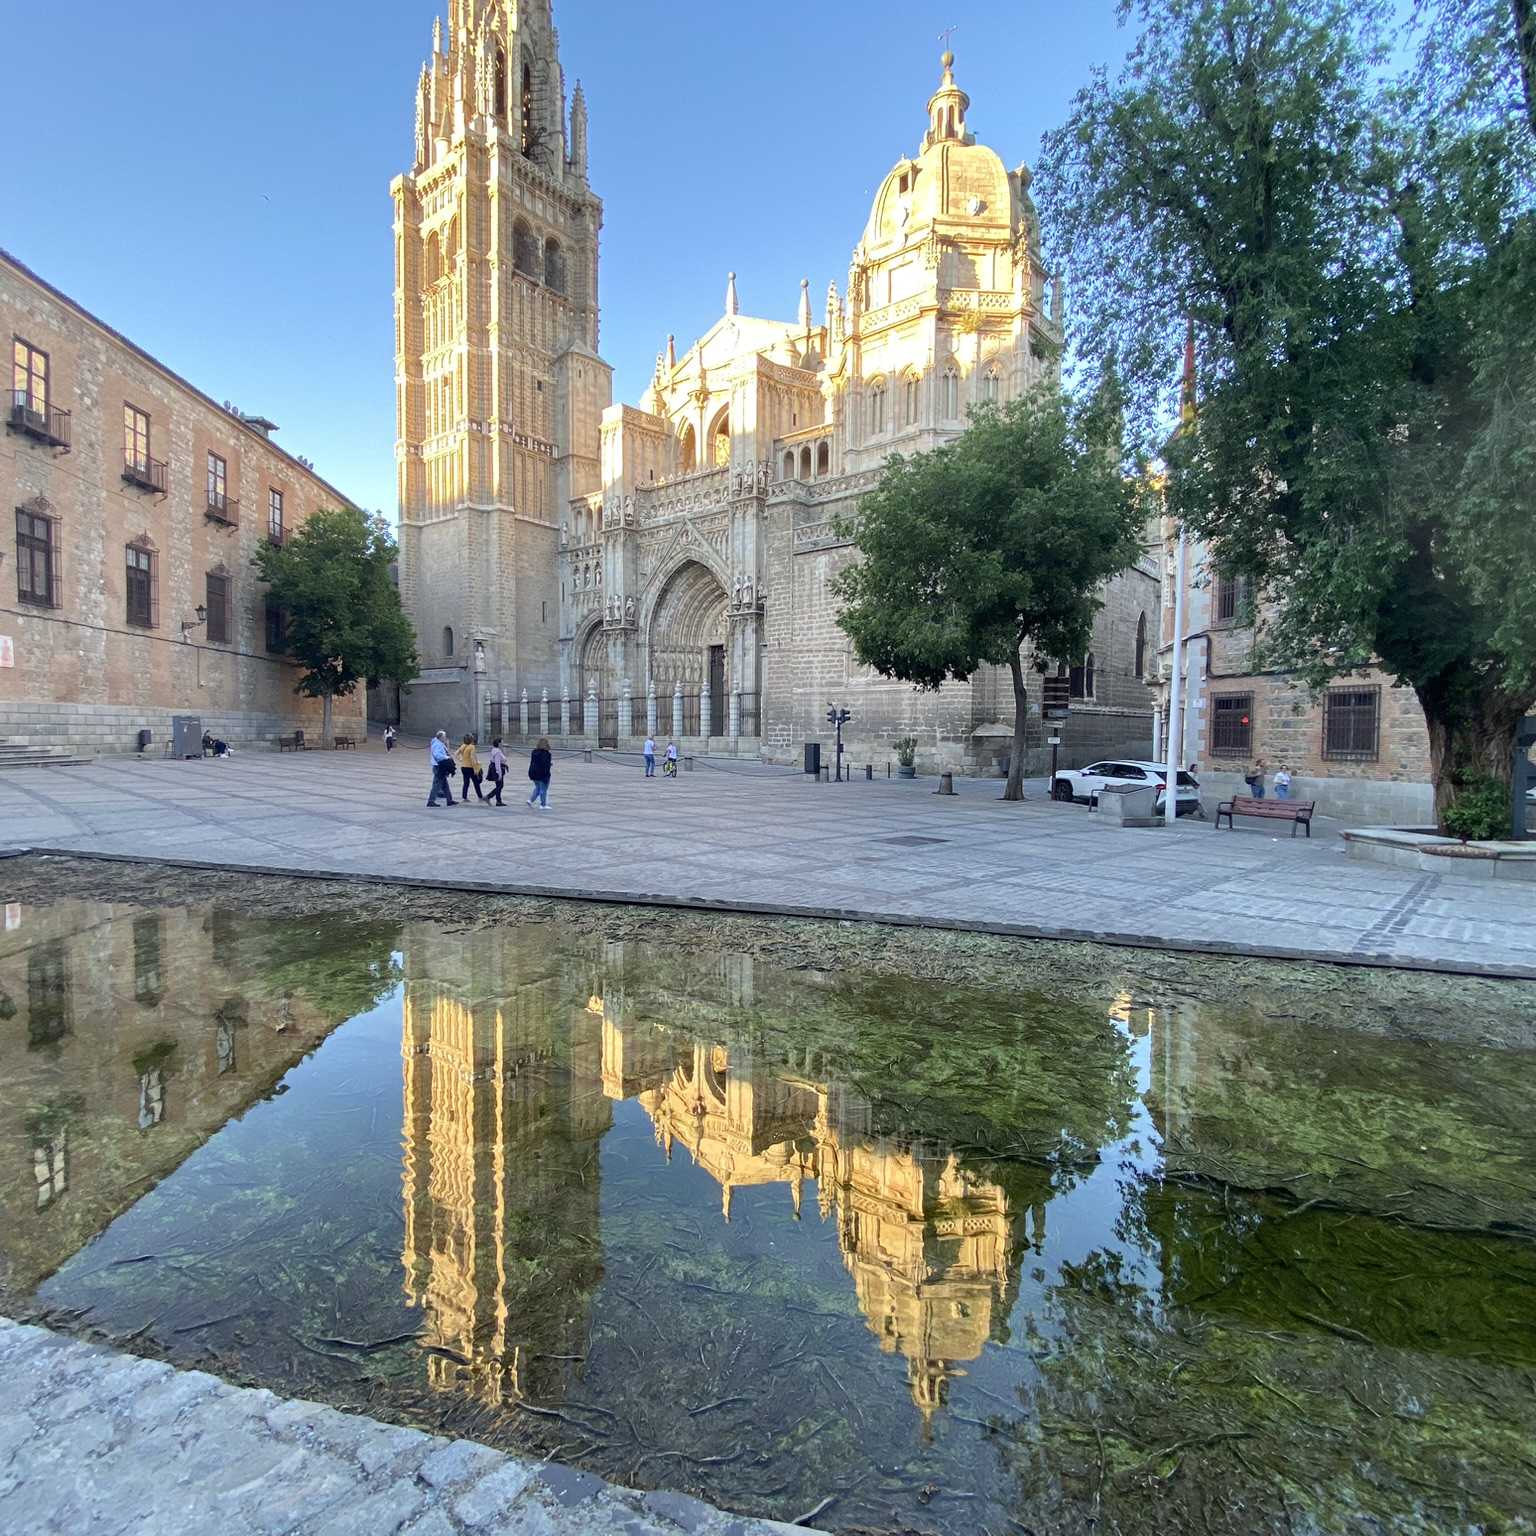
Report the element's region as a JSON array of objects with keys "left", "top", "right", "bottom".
[{"left": 1051, "top": 759, "right": 1202, "bottom": 816}]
